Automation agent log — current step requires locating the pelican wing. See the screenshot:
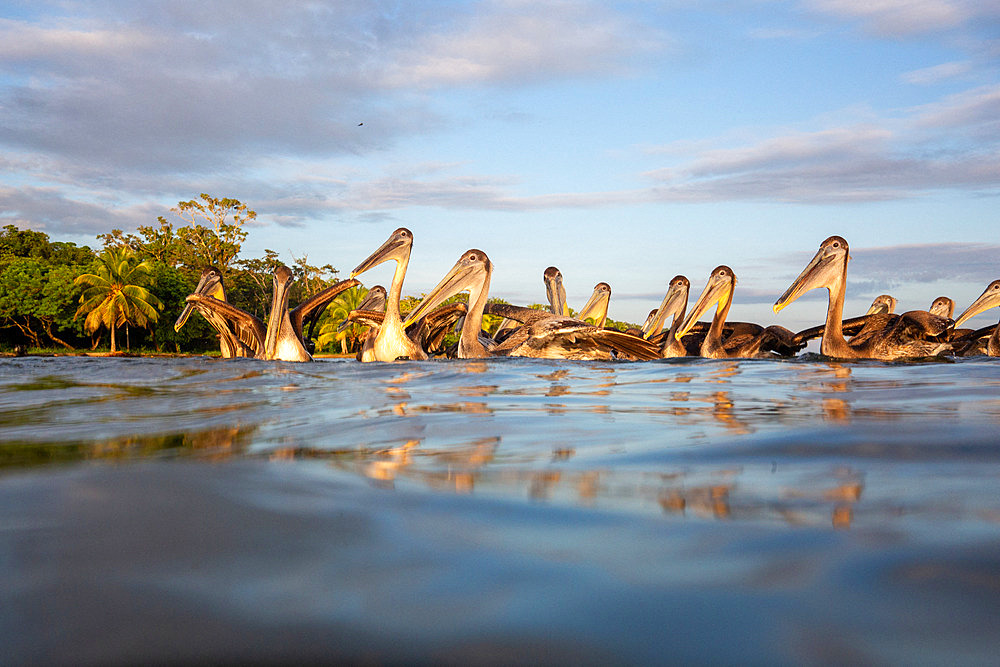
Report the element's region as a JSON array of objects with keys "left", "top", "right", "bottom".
[
  {"left": 185, "top": 294, "right": 266, "bottom": 357},
  {"left": 495, "top": 317, "right": 661, "bottom": 361},
  {"left": 484, "top": 303, "right": 553, "bottom": 326},
  {"left": 289, "top": 278, "right": 361, "bottom": 342}
]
